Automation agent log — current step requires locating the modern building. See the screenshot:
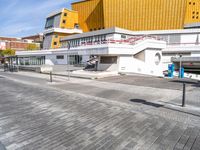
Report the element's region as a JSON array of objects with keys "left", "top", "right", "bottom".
[
  {"left": 15, "top": 0, "right": 200, "bottom": 76},
  {"left": 43, "top": 8, "right": 82, "bottom": 49},
  {"left": 72, "top": 0, "right": 200, "bottom": 32}
]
